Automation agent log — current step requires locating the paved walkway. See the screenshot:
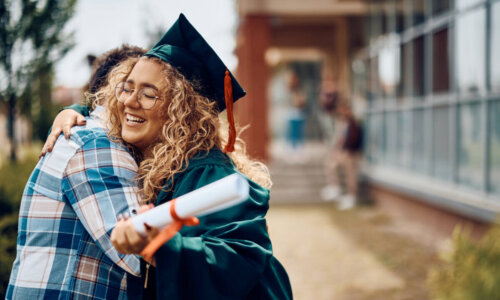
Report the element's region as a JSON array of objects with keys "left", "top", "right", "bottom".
[{"left": 266, "top": 142, "right": 438, "bottom": 300}]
